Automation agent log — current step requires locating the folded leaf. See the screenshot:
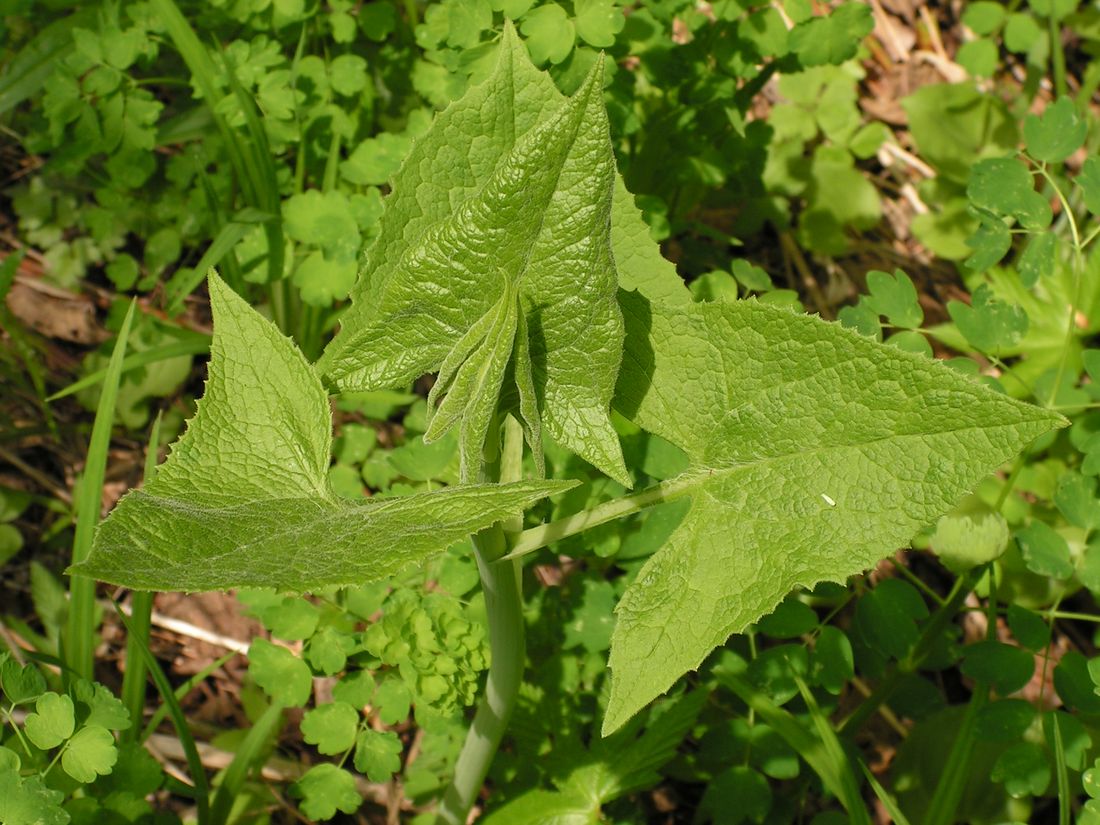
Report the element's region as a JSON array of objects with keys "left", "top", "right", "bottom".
[
  {"left": 604, "top": 291, "right": 1064, "bottom": 733},
  {"left": 73, "top": 274, "right": 573, "bottom": 592},
  {"left": 319, "top": 23, "right": 685, "bottom": 486}
]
